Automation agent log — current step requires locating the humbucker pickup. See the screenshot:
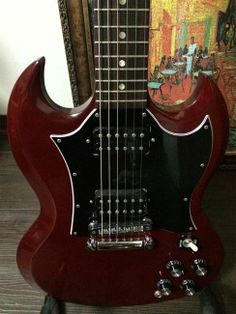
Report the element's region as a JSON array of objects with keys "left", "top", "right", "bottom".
[
  {"left": 92, "top": 127, "right": 150, "bottom": 155},
  {"left": 93, "top": 188, "right": 148, "bottom": 219},
  {"left": 87, "top": 188, "right": 153, "bottom": 251}
]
